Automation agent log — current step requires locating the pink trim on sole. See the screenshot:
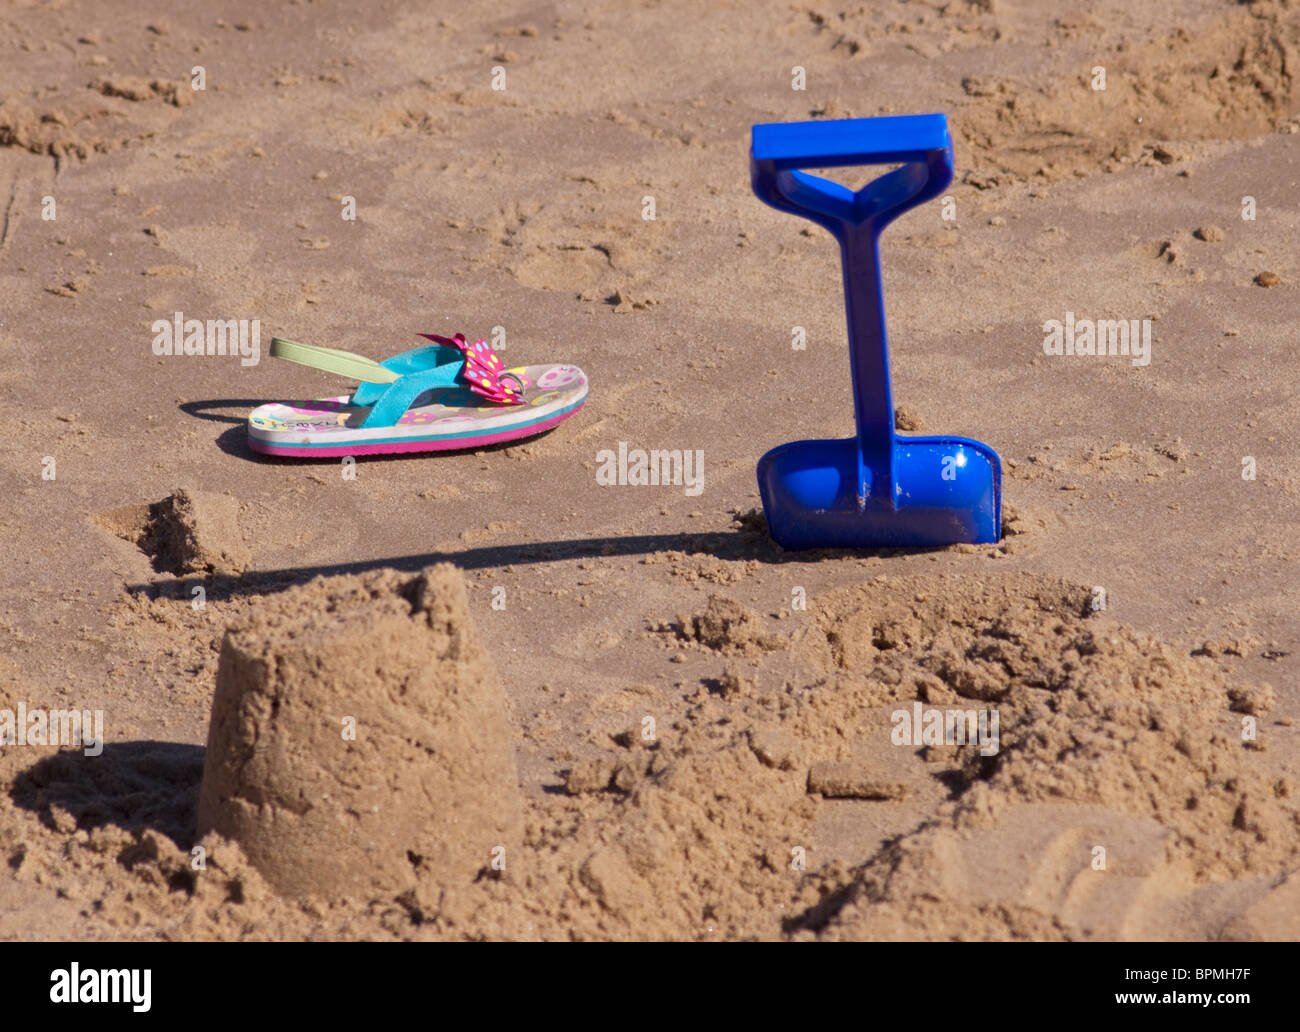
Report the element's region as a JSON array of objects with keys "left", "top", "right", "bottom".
[{"left": 247, "top": 405, "right": 583, "bottom": 458}]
